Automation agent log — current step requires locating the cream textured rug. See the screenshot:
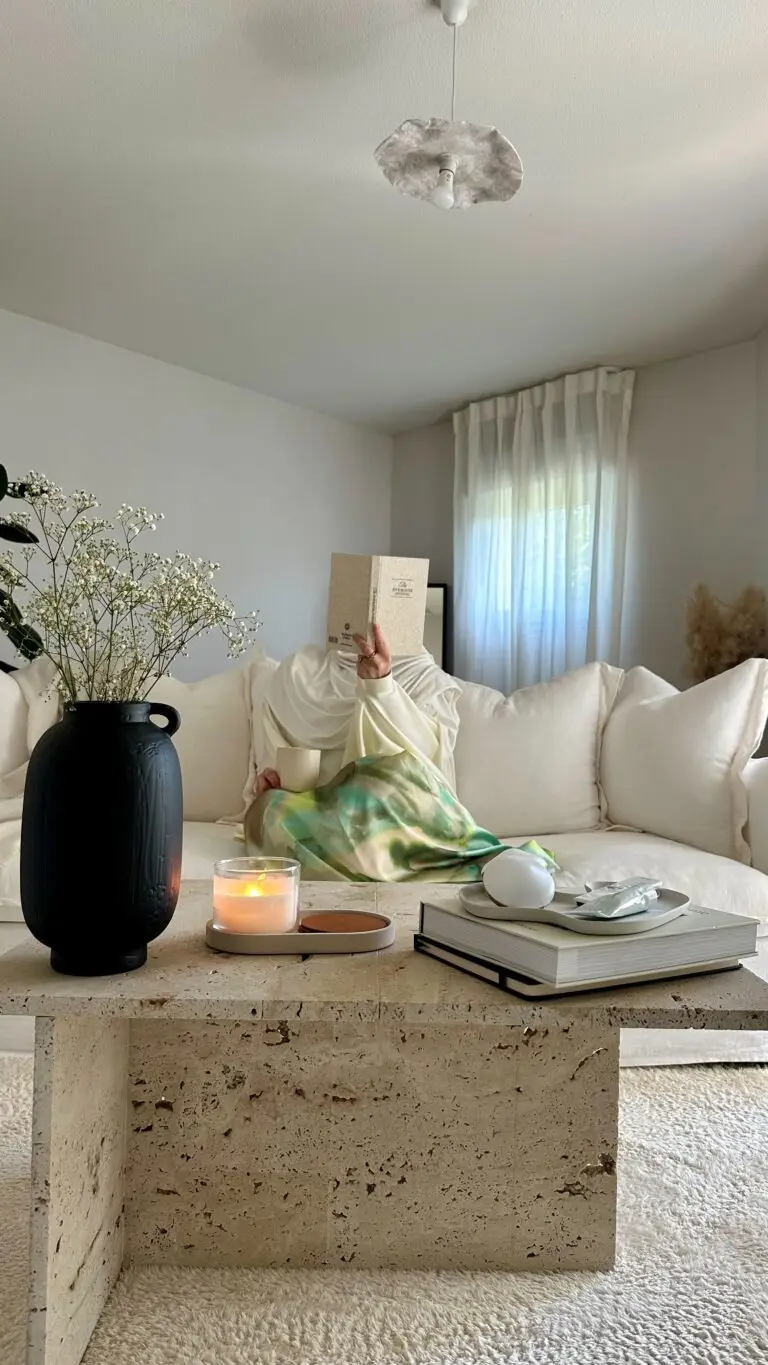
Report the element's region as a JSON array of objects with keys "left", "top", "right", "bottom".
[{"left": 1, "top": 1055, "right": 767, "bottom": 1365}]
